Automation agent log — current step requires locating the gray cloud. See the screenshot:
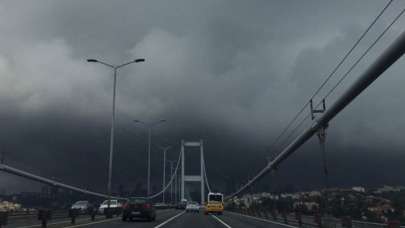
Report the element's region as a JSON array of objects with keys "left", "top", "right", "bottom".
[{"left": 1, "top": 0, "right": 405, "bottom": 193}]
